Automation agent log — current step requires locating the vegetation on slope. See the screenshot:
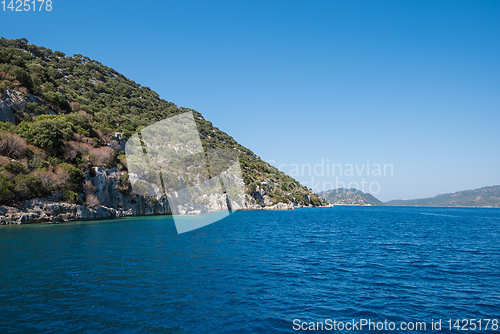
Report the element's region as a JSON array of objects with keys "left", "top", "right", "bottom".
[
  {"left": 385, "top": 185, "right": 500, "bottom": 207},
  {"left": 0, "top": 38, "right": 326, "bottom": 208},
  {"left": 317, "top": 188, "right": 384, "bottom": 206}
]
